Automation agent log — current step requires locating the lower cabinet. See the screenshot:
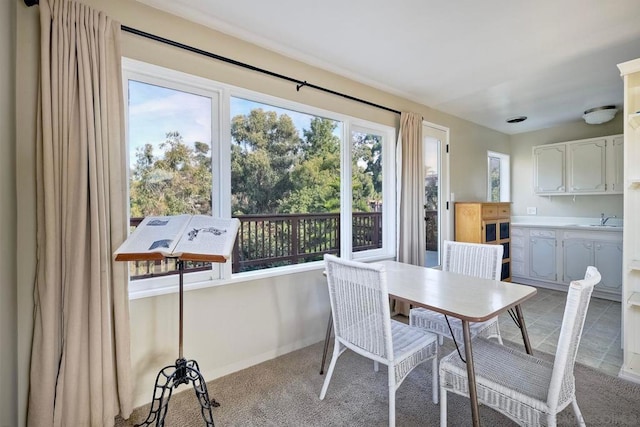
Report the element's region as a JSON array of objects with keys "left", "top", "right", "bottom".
[
  {"left": 564, "top": 238, "right": 623, "bottom": 297},
  {"left": 529, "top": 230, "right": 558, "bottom": 281},
  {"left": 511, "top": 226, "right": 622, "bottom": 301}
]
